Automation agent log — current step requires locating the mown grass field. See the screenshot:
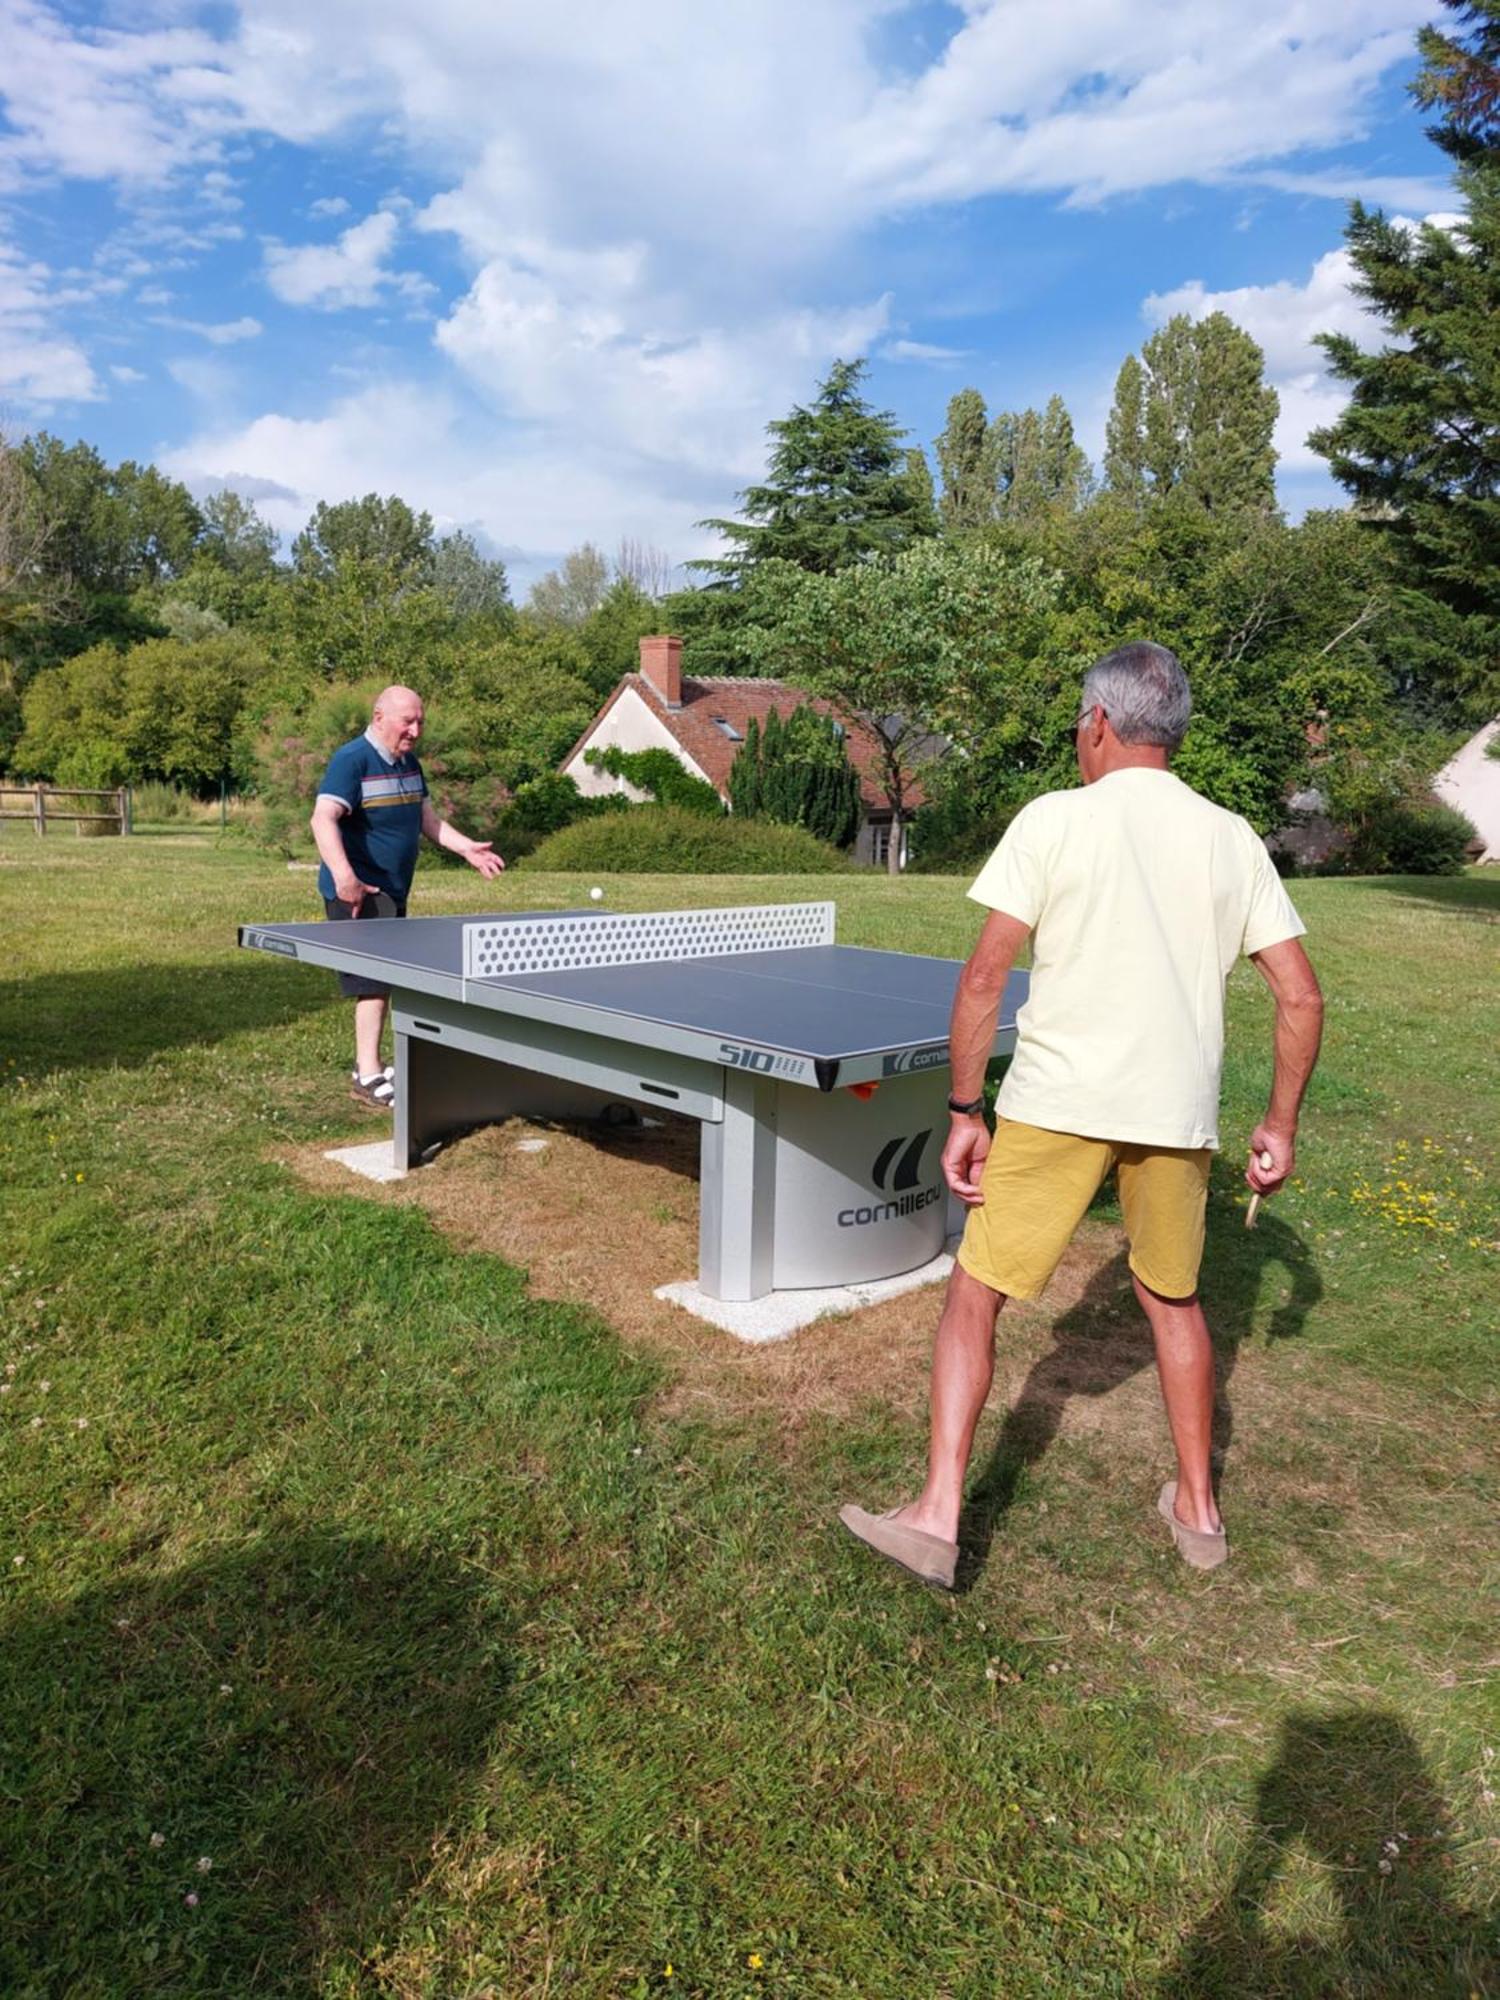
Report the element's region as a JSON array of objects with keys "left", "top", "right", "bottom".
[{"left": 1, "top": 829, "right": 1496, "bottom": 1999}]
